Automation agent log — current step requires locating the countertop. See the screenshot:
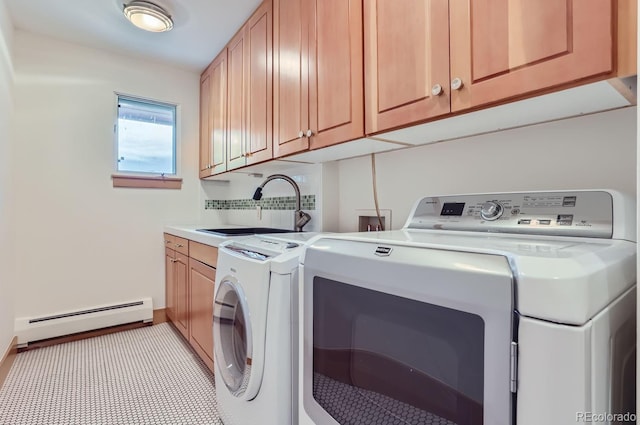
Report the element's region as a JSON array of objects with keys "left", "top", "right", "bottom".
[
  {"left": 164, "top": 224, "right": 252, "bottom": 247},
  {"left": 165, "top": 224, "right": 322, "bottom": 248}
]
